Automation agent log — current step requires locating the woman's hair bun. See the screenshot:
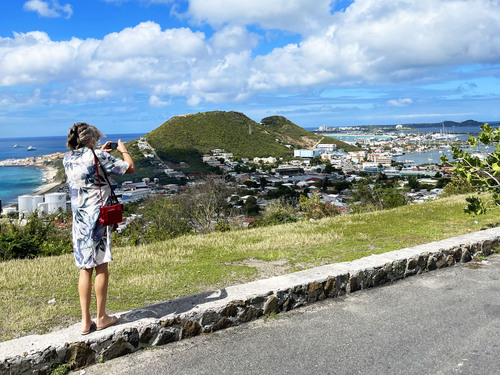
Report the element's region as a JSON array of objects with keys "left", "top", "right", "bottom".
[{"left": 66, "top": 122, "right": 103, "bottom": 150}]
